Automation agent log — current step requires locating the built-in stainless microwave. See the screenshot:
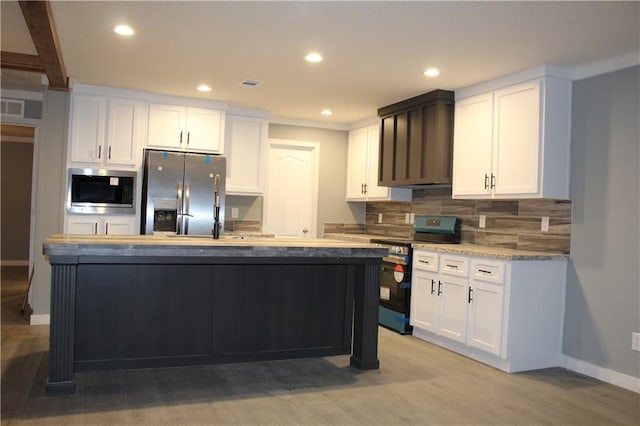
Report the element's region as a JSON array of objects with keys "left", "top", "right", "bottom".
[{"left": 67, "top": 169, "right": 136, "bottom": 214}]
